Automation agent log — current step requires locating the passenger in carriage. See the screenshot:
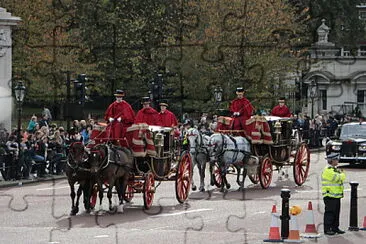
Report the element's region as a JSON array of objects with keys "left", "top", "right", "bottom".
[
  {"left": 134, "top": 97, "right": 161, "bottom": 126},
  {"left": 229, "top": 87, "right": 254, "bottom": 131},
  {"left": 158, "top": 99, "right": 178, "bottom": 127},
  {"left": 104, "top": 89, "right": 135, "bottom": 139},
  {"left": 271, "top": 97, "right": 292, "bottom": 118}
]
